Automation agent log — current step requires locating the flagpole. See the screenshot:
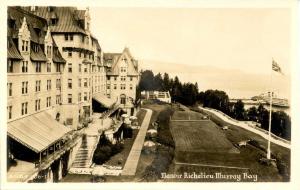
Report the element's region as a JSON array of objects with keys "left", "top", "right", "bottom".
[{"left": 267, "top": 59, "right": 273, "bottom": 160}]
